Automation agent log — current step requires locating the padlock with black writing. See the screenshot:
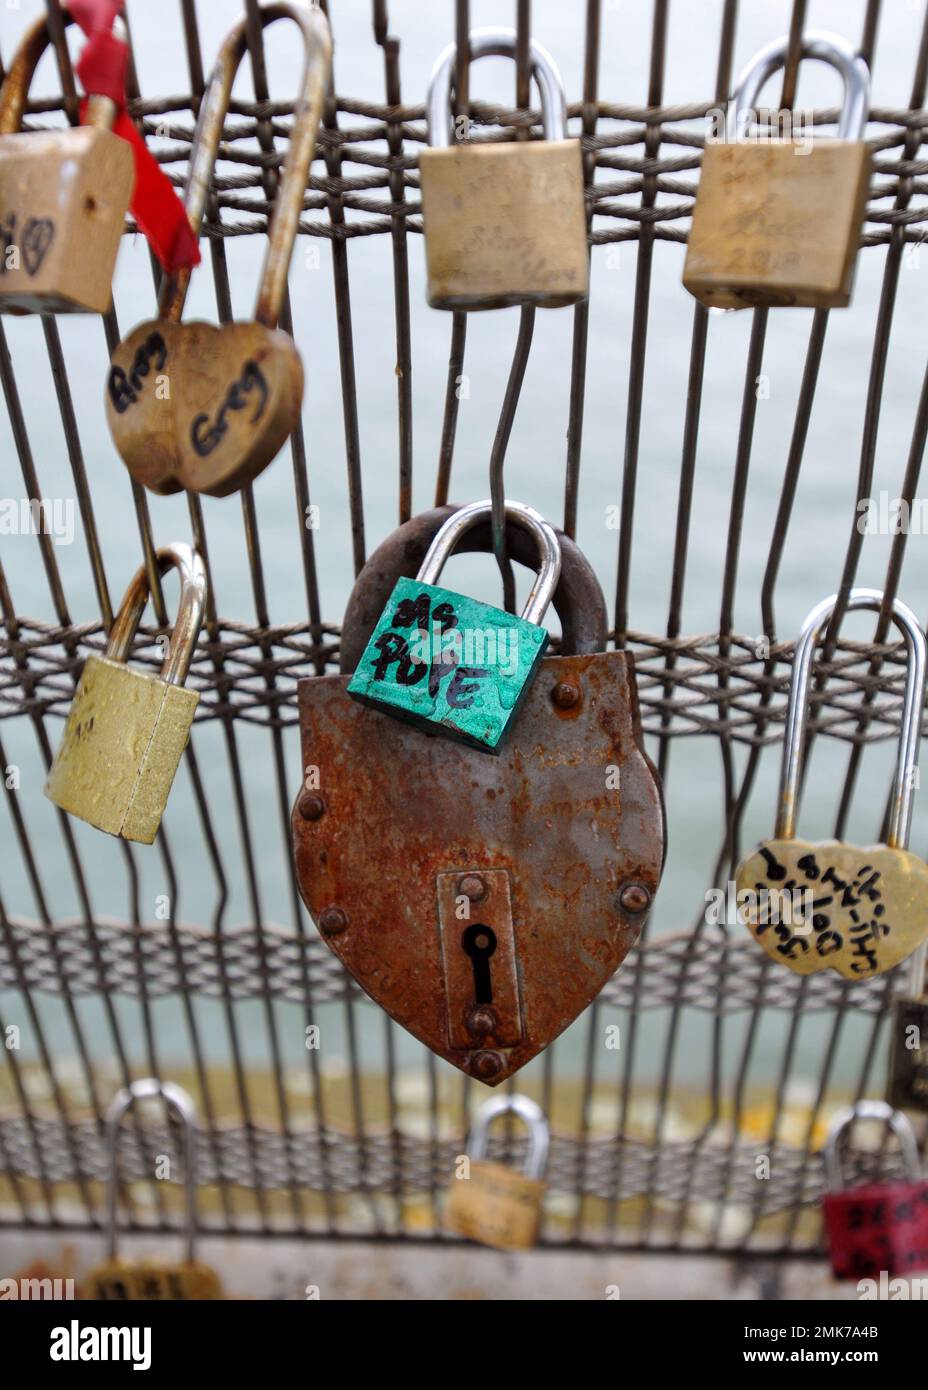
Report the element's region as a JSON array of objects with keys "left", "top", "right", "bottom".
[
  {"left": 0, "top": 11, "right": 134, "bottom": 313},
  {"left": 45, "top": 544, "right": 206, "bottom": 844},
  {"left": 419, "top": 26, "right": 588, "bottom": 310},
  {"left": 684, "top": 31, "right": 871, "bottom": 309},
  {"left": 445, "top": 1095, "right": 549, "bottom": 1250},
  {"left": 105, "top": 1, "right": 331, "bottom": 496},
  {"left": 736, "top": 590, "right": 928, "bottom": 979},
  {"left": 292, "top": 503, "right": 665, "bottom": 1084},
  {"left": 888, "top": 944, "right": 928, "bottom": 1113},
  {"left": 347, "top": 500, "right": 559, "bottom": 752},
  {"left": 822, "top": 1100, "right": 928, "bottom": 1280},
  {"left": 88, "top": 1079, "right": 222, "bottom": 1300}
]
